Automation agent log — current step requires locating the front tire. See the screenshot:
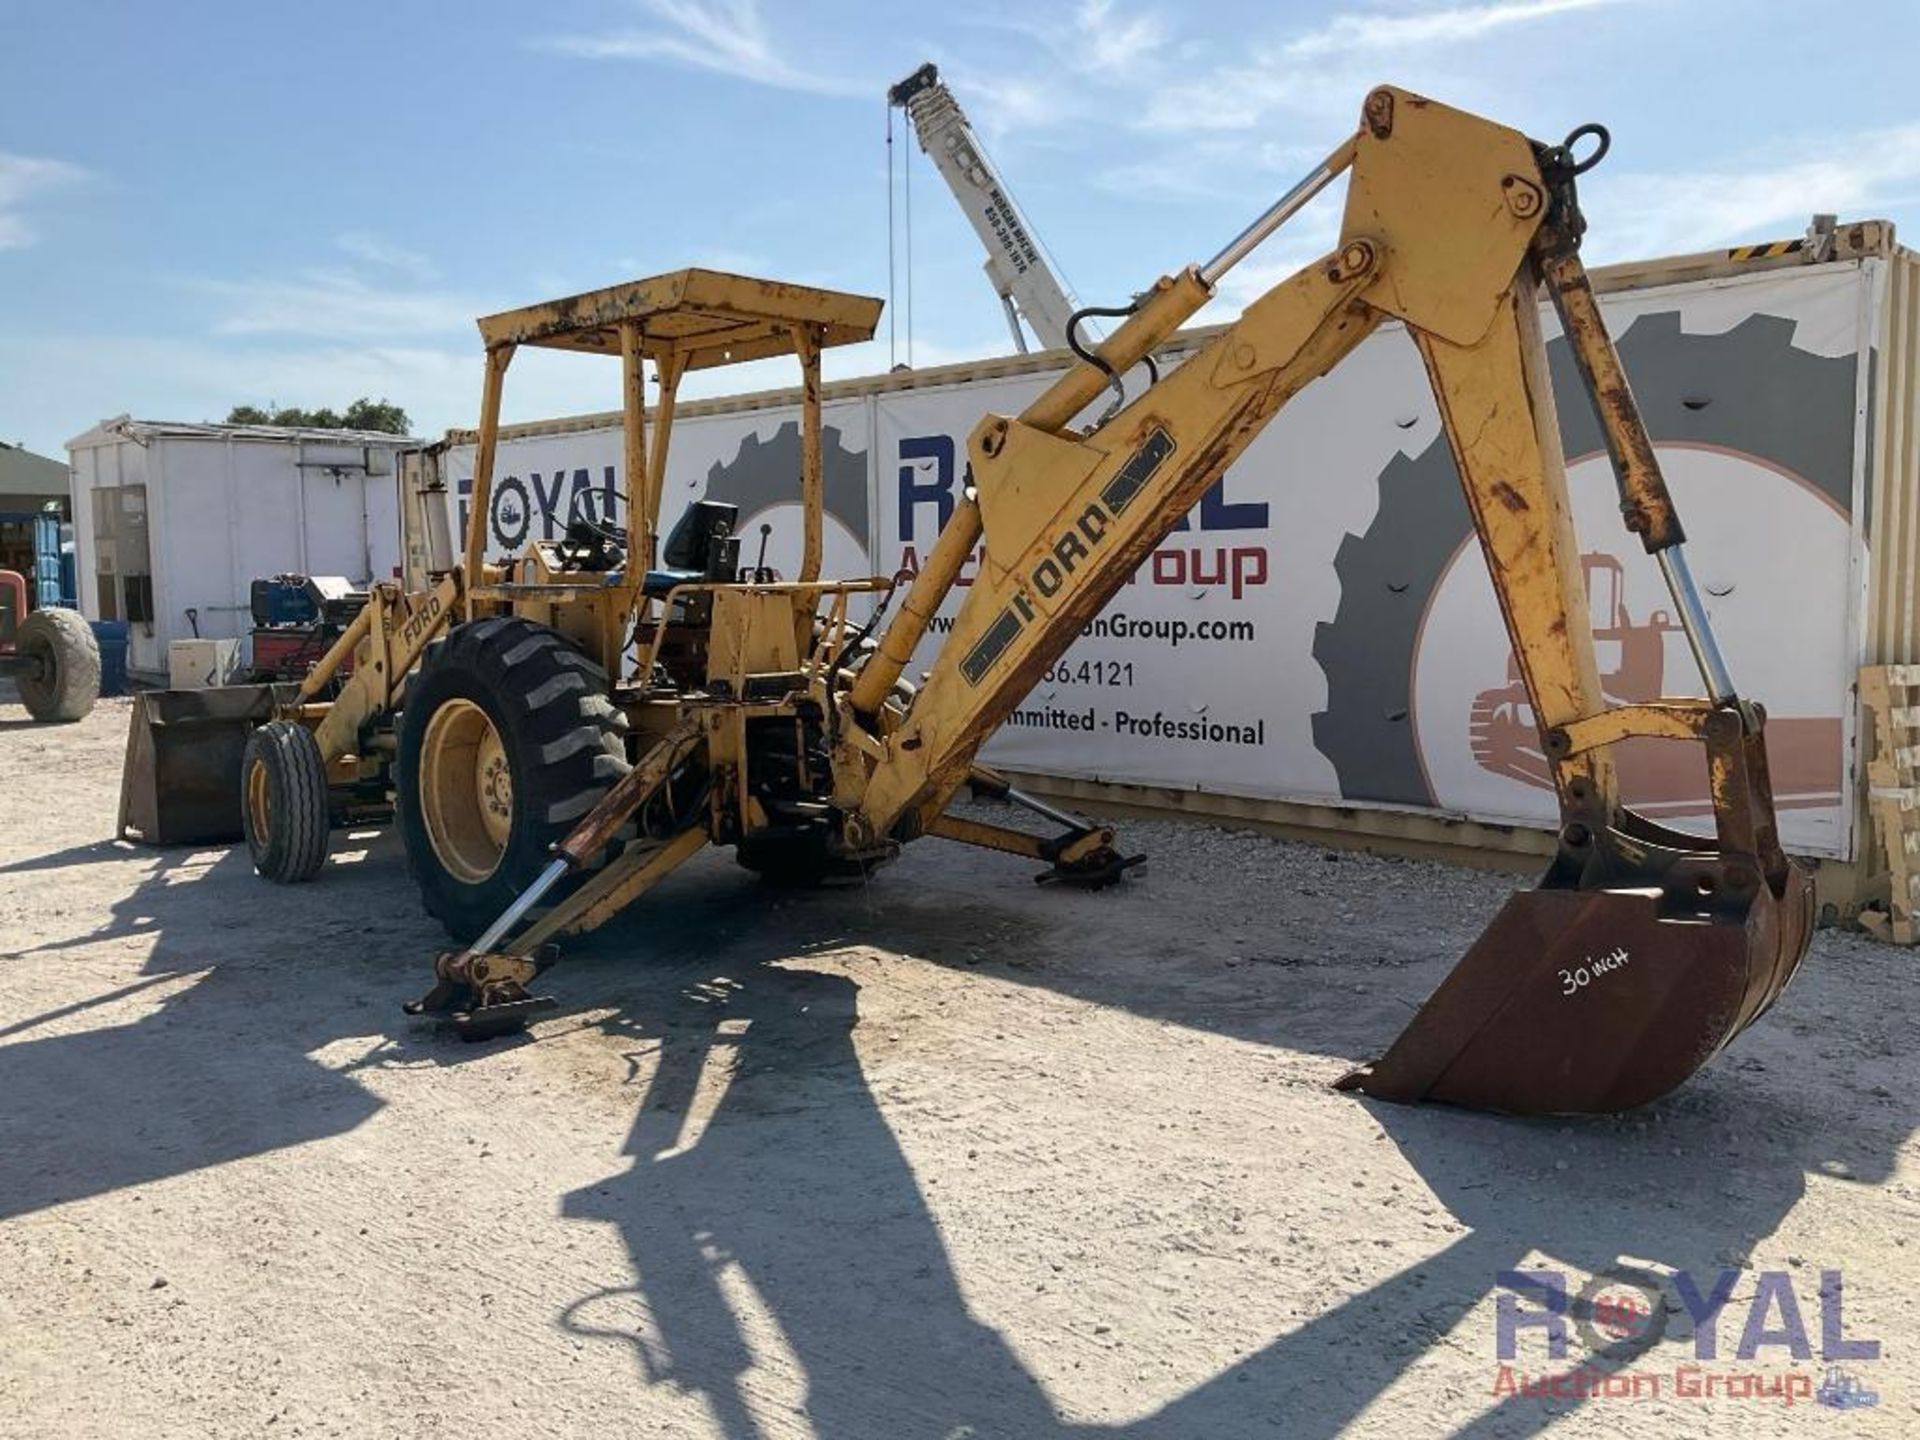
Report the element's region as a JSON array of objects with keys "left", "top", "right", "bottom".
[
  {"left": 14, "top": 609, "right": 99, "bottom": 723},
  {"left": 397, "top": 617, "right": 630, "bottom": 941},
  {"left": 242, "top": 720, "right": 331, "bottom": 883}
]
